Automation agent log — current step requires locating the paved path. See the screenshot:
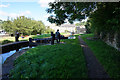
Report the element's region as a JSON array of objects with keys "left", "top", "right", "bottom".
[{"left": 78, "top": 36, "right": 109, "bottom": 78}]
